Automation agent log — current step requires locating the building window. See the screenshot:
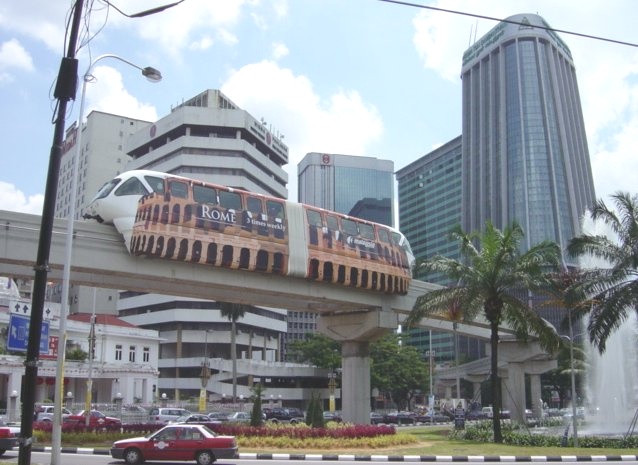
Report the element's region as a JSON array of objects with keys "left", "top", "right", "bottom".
[
  {"left": 143, "top": 347, "right": 150, "bottom": 363},
  {"left": 115, "top": 344, "right": 122, "bottom": 361},
  {"left": 129, "top": 345, "right": 136, "bottom": 362}
]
